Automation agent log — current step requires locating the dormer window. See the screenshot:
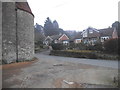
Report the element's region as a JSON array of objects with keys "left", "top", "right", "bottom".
[{"left": 89, "top": 29, "right": 93, "bottom": 33}]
